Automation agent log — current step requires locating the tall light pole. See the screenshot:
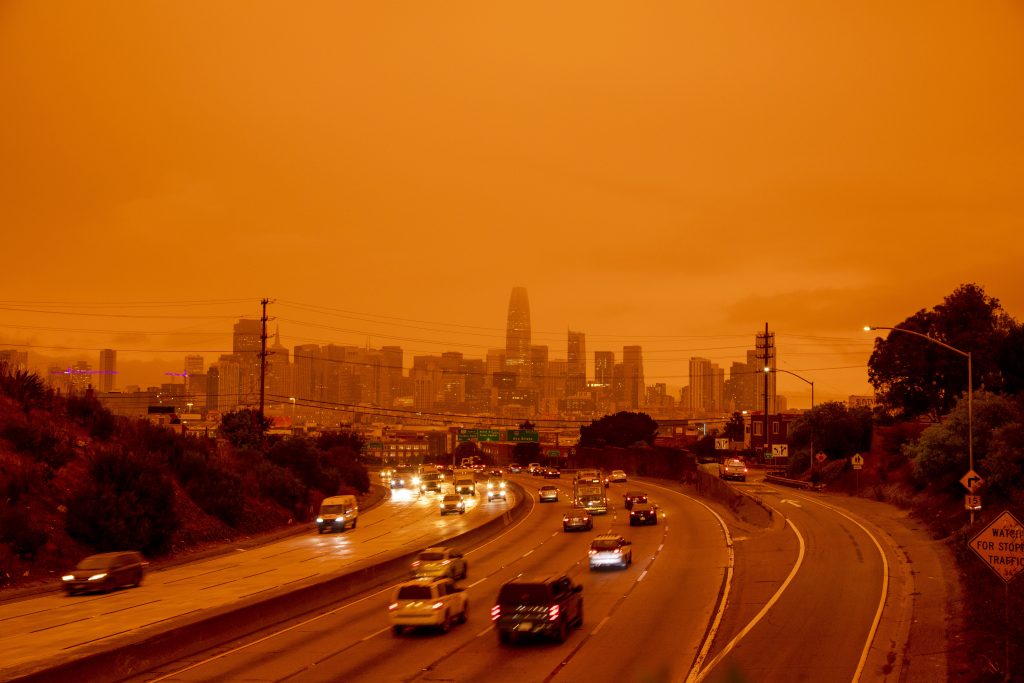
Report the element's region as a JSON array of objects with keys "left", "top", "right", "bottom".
[
  {"left": 864, "top": 325, "right": 974, "bottom": 521},
  {"left": 765, "top": 367, "right": 815, "bottom": 475}
]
